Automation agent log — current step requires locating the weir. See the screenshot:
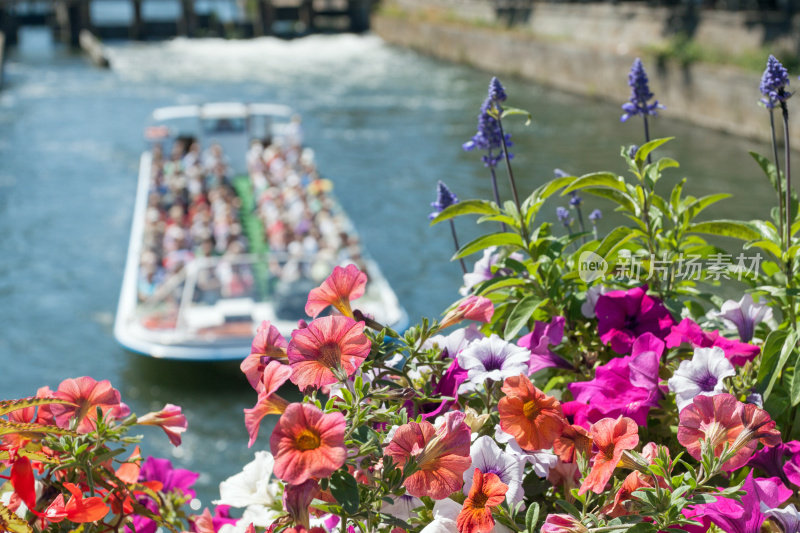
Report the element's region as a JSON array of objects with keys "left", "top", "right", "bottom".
[{"left": 1, "top": 0, "right": 374, "bottom": 47}]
